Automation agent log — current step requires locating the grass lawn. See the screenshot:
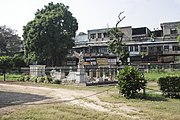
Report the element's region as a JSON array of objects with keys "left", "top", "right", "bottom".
[
  {"left": 144, "top": 70, "right": 180, "bottom": 81},
  {"left": 0, "top": 73, "right": 23, "bottom": 81},
  {"left": 98, "top": 90, "right": 180, "bottom": 120},
  {"left": 0, "top": 103, "right": 127, "bottom": 120}
]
